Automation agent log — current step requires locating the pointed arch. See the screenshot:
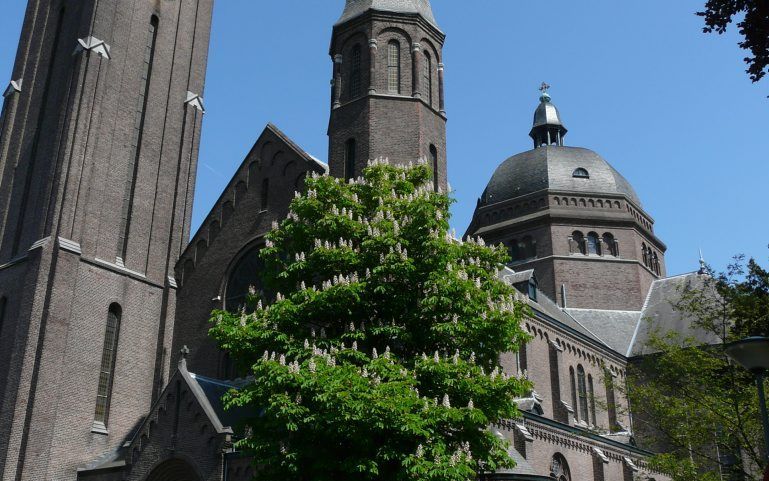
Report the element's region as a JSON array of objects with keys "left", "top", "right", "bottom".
[{"left": 94, "top": 304, "right": 122, "bottom": 426}]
